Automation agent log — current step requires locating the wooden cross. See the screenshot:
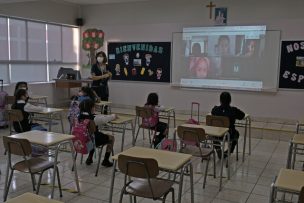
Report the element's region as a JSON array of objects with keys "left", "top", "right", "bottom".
[{"left": 206, "top": 1, "right": 216, "bottom": 19}]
